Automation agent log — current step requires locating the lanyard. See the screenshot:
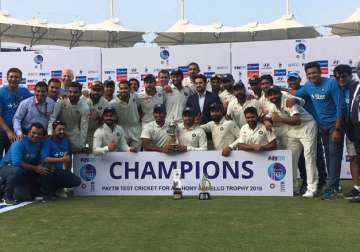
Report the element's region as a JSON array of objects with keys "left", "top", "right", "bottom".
[{"left": 34, "top": 97, "right": 49, "bottom": 118}]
